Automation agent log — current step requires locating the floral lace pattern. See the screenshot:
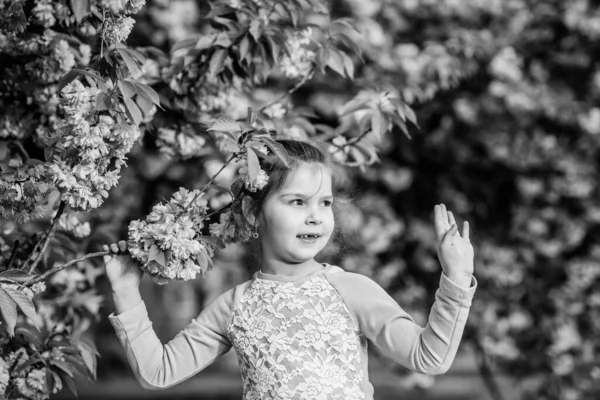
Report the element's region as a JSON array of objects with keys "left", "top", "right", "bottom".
[{"left": 227, "top": 274, "right": 365, "bottom": 399}]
